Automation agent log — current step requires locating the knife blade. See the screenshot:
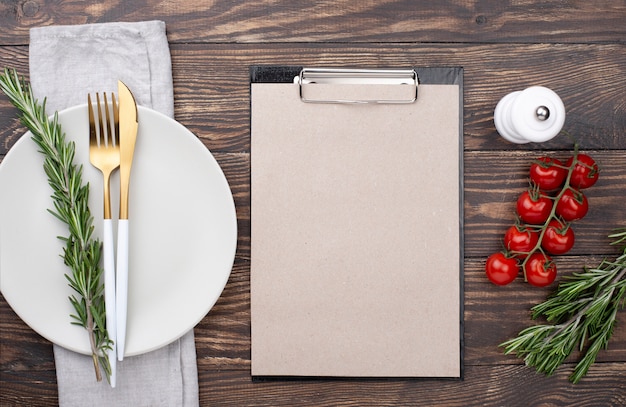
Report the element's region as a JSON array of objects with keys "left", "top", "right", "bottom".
[{"left": 116, "top": 80, "right": 138, "bottom": 361}]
